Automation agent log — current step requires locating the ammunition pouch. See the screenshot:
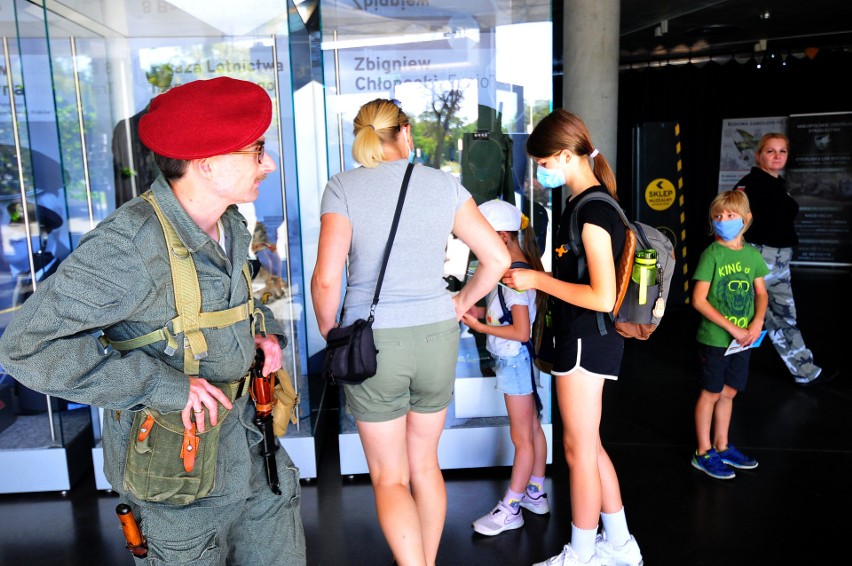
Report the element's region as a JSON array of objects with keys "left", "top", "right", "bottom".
[
  {"left": 123, "top": 379, "right": 245, "bottom": 505},
  {"left": 272, "top": 368, "right": 299, "bottom": 437}
]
